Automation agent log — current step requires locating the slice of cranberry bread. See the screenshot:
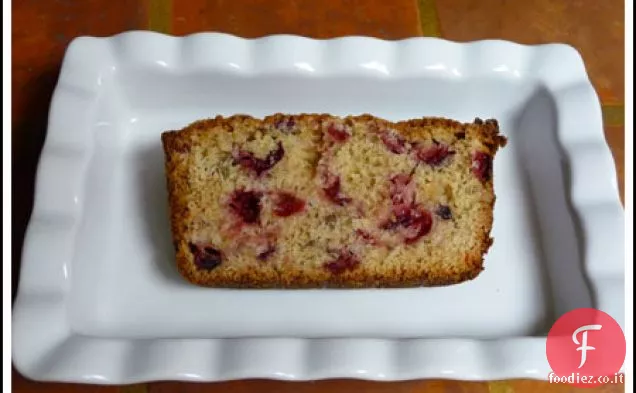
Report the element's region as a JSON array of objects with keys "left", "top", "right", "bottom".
[{"left": 161, "top": 114, "right": 506, "bottom": 288}]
